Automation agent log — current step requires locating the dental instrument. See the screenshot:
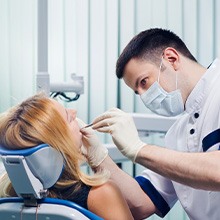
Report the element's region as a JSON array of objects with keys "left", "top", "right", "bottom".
[{"left": 82, "top": 123, "right": 94, "bottom": 129}]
